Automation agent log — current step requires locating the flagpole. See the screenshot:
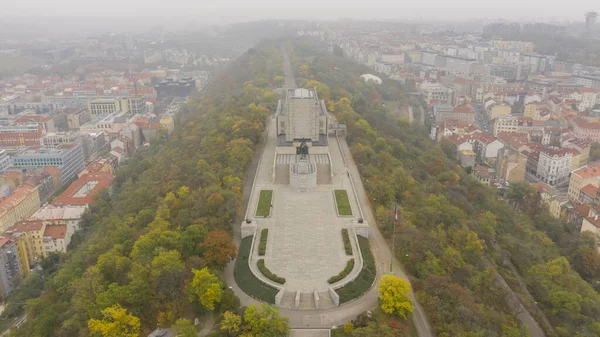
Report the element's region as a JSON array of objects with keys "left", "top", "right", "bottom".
[{"left": 390, "top": 203, "right": 397, "bottom": 274}]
